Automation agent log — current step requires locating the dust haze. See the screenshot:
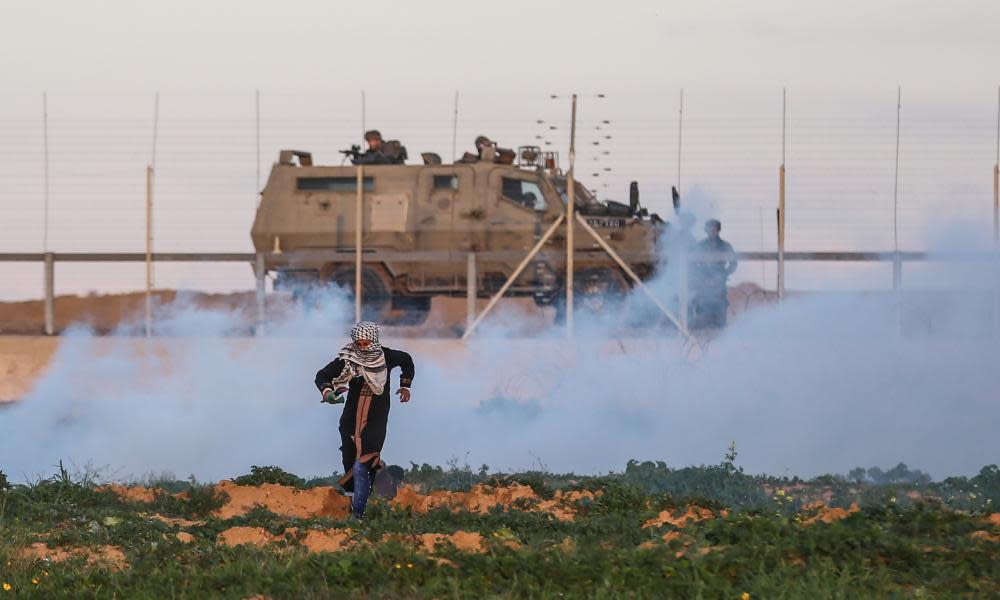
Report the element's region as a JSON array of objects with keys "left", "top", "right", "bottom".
[{"left": 2, "top": 221, "right": 999, "bottom": 483}]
